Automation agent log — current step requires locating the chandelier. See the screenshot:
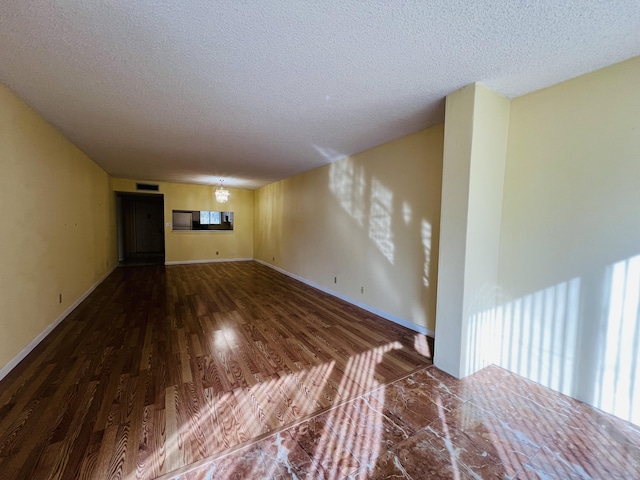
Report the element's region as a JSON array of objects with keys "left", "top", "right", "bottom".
[{"left": 214, "top": 180, "right": 230, "bottom": 203}]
